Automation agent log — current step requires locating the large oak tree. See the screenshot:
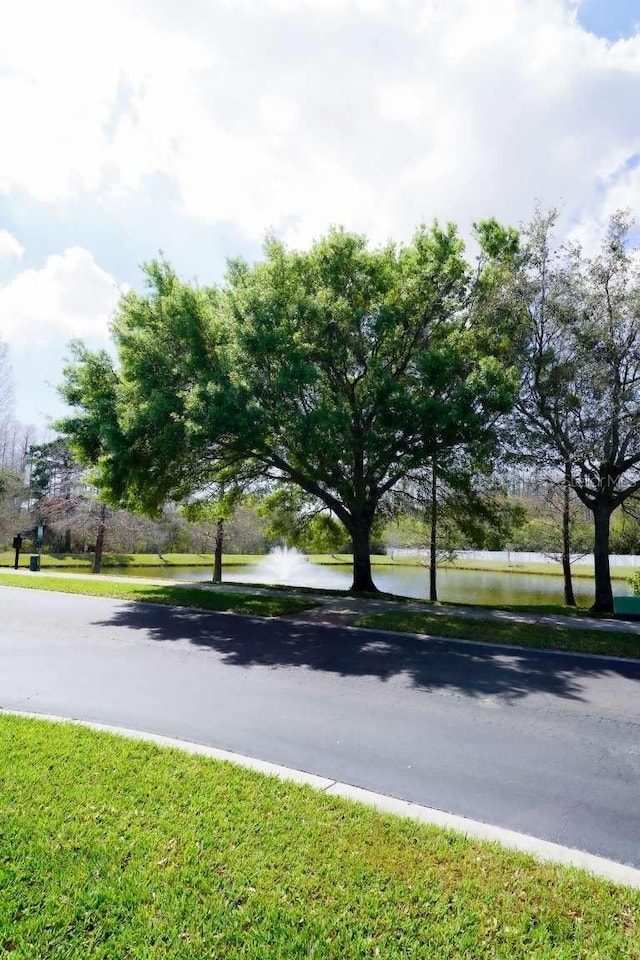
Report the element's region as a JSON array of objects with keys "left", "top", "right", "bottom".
[{"left": 58, "top": 225, "right": 518, "bottom": 591}]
